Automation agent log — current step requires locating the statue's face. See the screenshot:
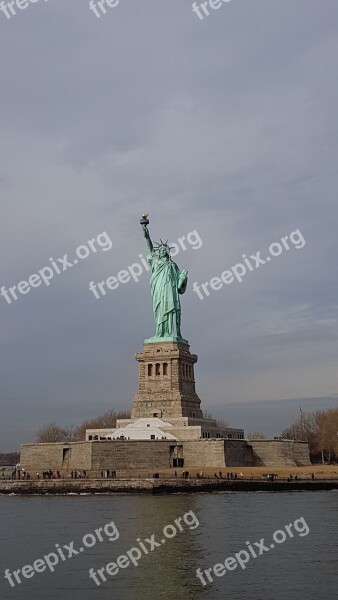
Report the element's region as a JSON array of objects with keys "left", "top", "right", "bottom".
[{"left": 159, "top": 246, "right": 169, "bottom": 259}]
